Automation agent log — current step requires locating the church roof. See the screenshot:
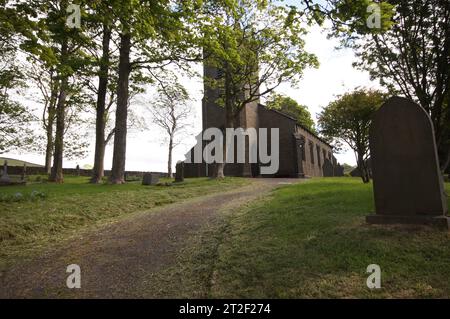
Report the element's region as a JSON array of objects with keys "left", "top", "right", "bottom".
[{"left": 258, "top": 103, "right": 333, "bottom": 148}]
